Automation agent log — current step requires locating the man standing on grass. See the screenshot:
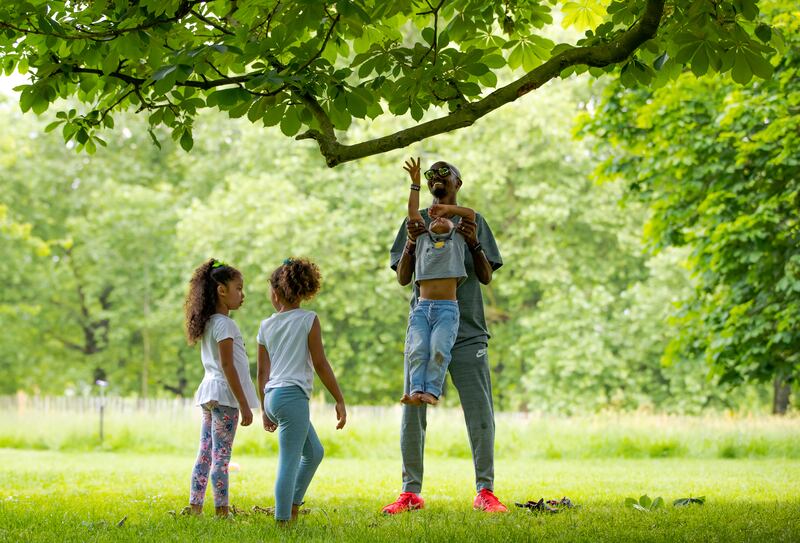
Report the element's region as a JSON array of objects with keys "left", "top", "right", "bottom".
[{"left": 383, "top": 158, "right": 507, "bottom": 514}]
